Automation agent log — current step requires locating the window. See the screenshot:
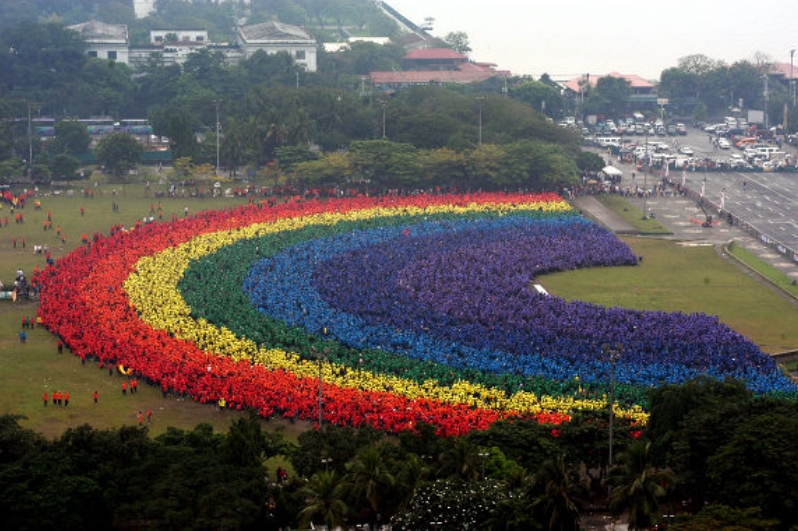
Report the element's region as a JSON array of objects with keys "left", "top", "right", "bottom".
[
  {"left": 108, "top": 51, "right": 117, "bottom": 60},
  {"left": 295, "top": 50, "right": 306, "bottom": 60},
  {"left": 196, "top": 35, "right": 204, "bottom": 42},
  {"left": 155, "top": 35, "right": 164, "bottom": 43},
  {"left": 88, "top": 51, "right": 98, "bottom": 58}
]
